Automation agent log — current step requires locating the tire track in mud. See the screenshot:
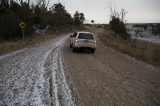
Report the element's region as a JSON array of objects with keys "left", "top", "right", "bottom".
[{"left": 43, "top": 37, "right": 75, "bottom": 106}]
